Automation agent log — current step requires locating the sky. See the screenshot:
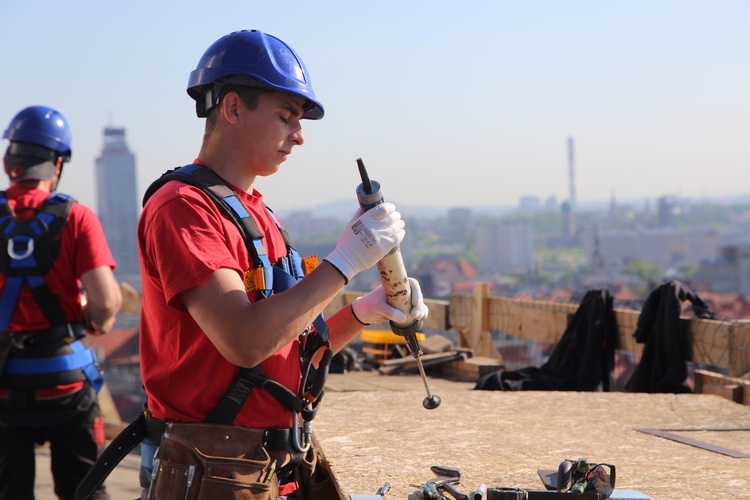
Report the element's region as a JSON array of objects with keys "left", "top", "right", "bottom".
[{"left": 1, "top": 1, "right": 748, "bottom": 215}]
